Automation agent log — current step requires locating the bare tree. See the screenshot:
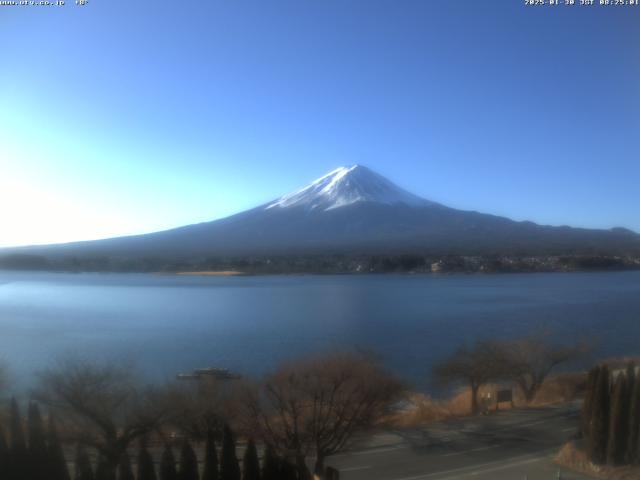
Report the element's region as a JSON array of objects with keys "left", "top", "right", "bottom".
[
  {"left": 160, "top": 376, "right": 242, "bottom": 441},
  {"left": 34, "top": 360, "right": 169, "bottom": 479},
  {"left": 499, "top": 334, "right": 588, "bottom": 402},
  {"left": 243, "top": 352, "right": 403, "bottom": 479},
  {"left": 434, "top": 341, "right": 507, "bottom": 415}
]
